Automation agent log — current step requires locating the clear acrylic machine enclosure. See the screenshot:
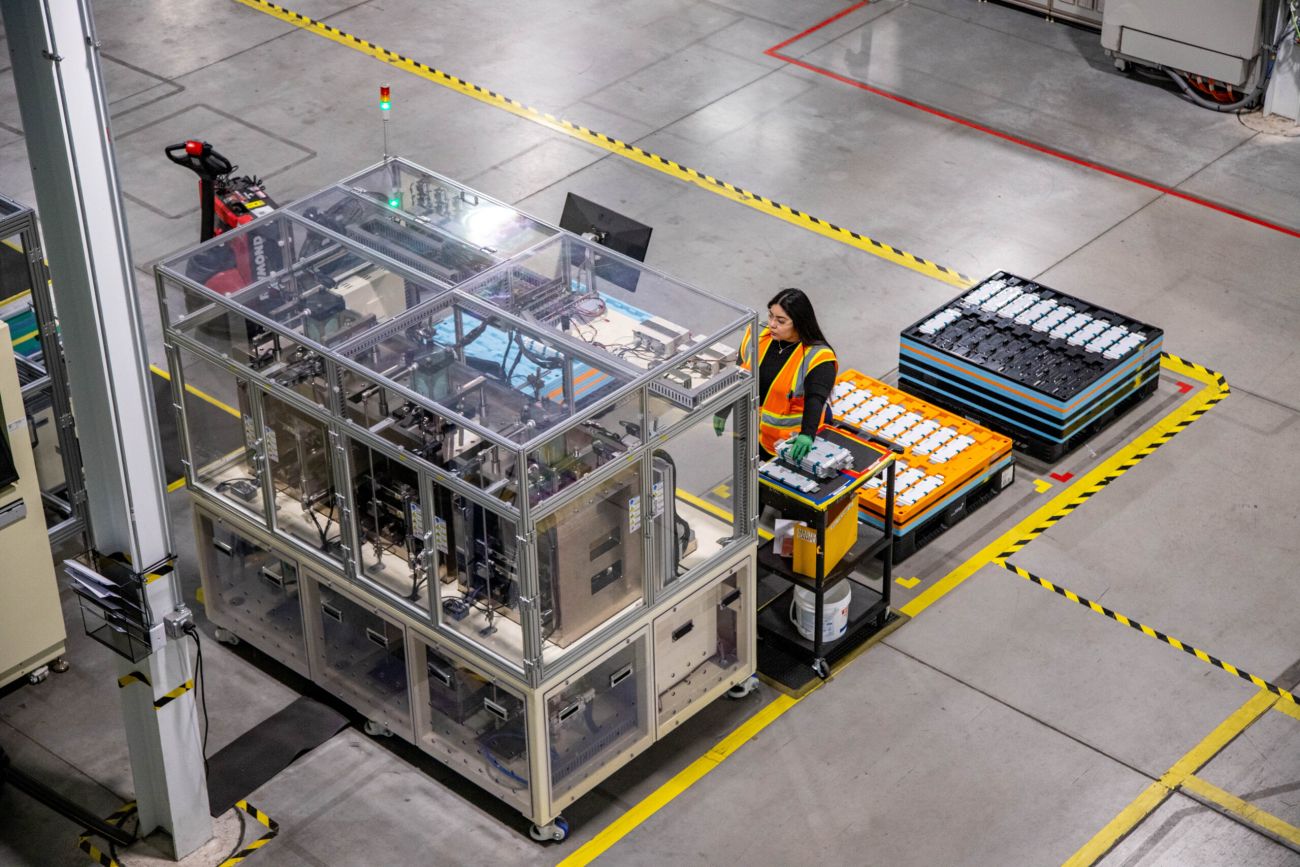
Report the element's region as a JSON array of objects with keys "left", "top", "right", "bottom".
[{"left": 160, "top": 158, "right": 759, "bottom": 831}]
